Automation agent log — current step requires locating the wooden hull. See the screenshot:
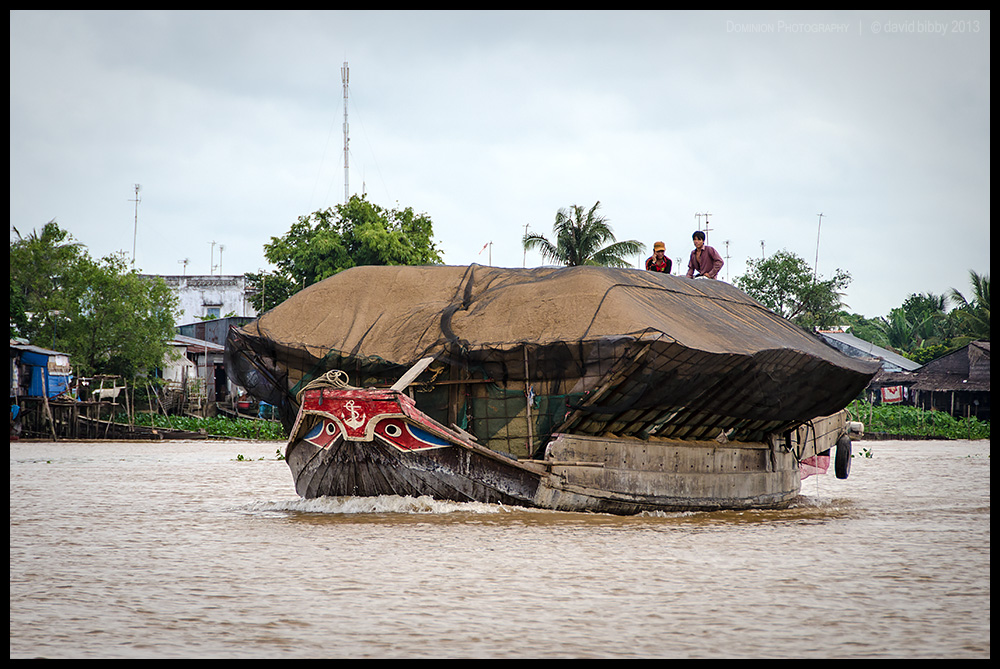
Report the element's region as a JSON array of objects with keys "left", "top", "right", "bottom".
[
  {"left": 286, "top": 386, "right": 851, "bottom": 514},
  {"left": 286, "top": 429, "right": 545, "bottom": 506}
]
